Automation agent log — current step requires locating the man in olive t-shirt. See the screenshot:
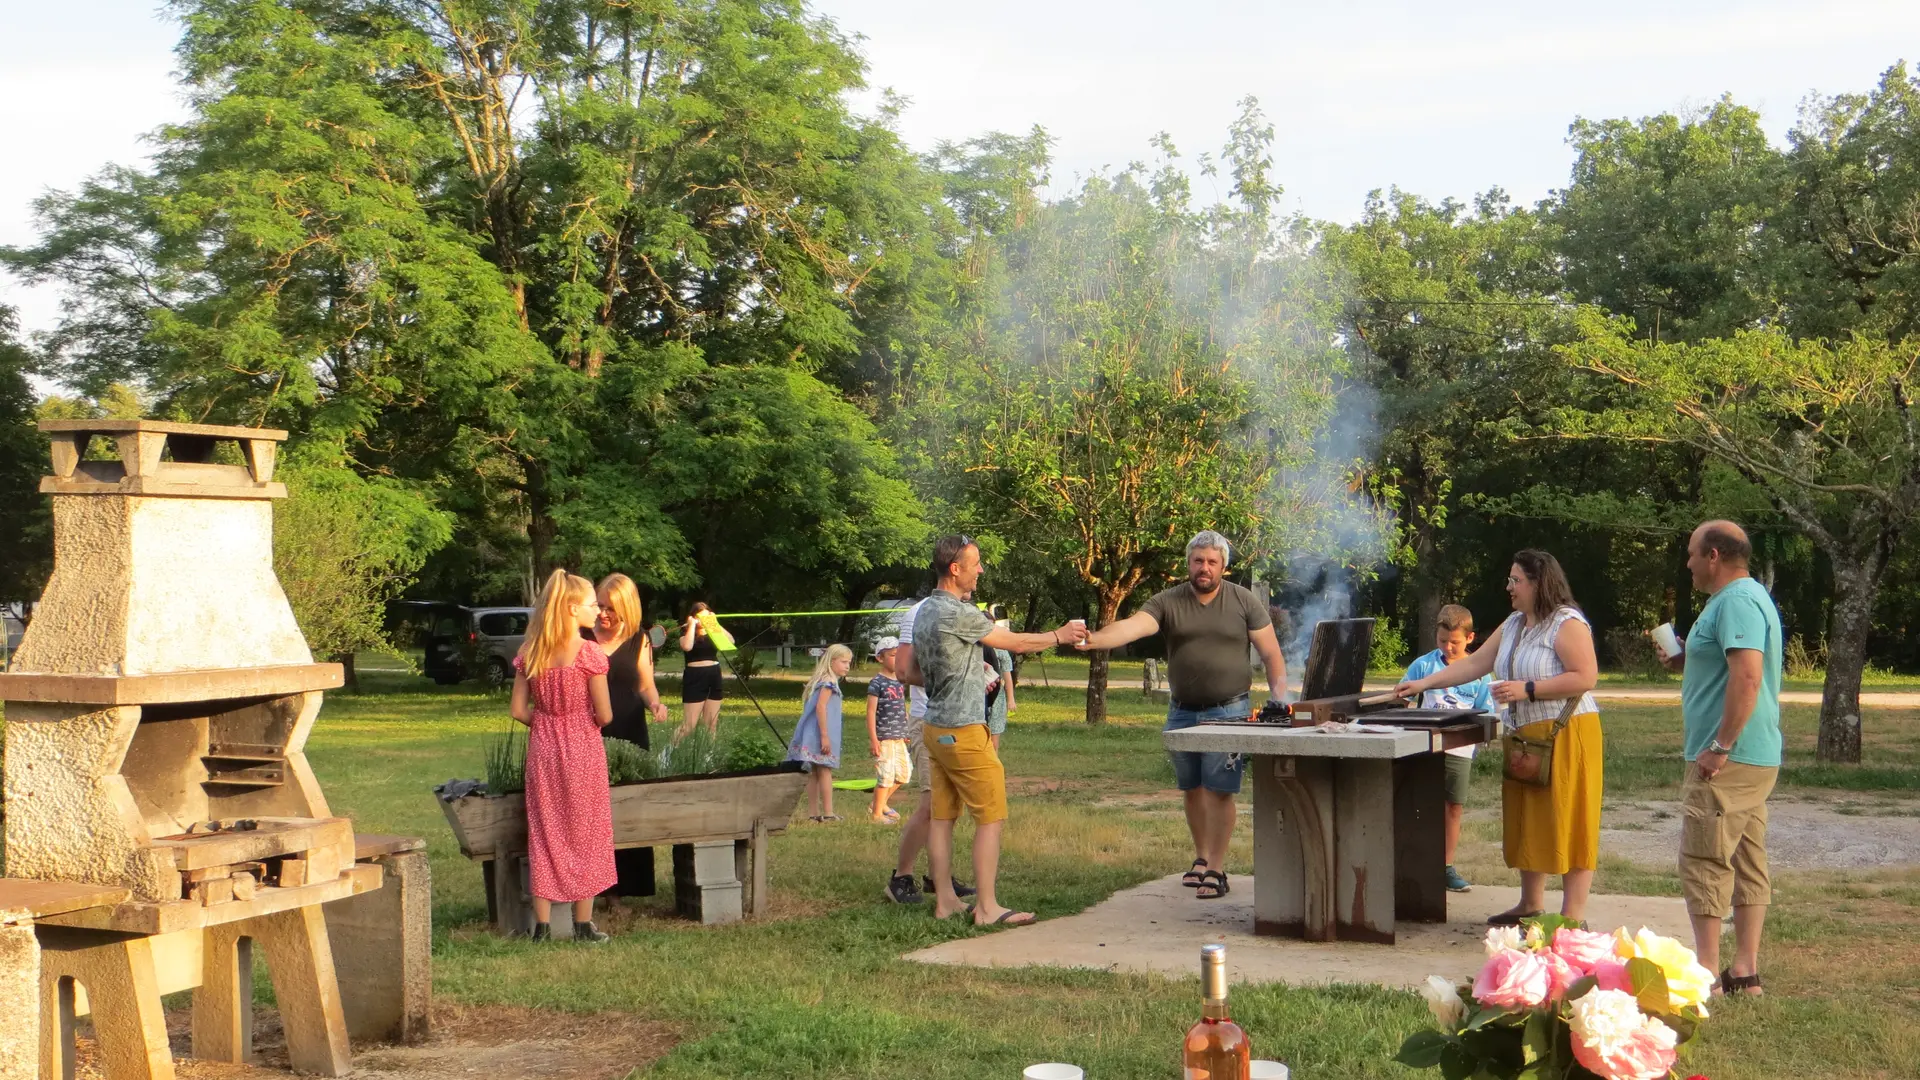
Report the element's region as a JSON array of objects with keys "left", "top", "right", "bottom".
[{"left": 1079, "top": 531, "right": 1288, "bottom": 900}]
